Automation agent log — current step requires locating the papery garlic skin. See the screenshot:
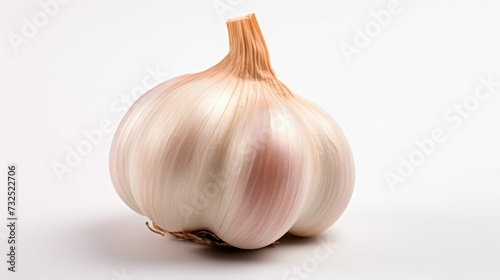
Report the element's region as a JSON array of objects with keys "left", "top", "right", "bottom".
[{"left": 110, "top": 14, "right": 354, "bottom": 249}]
